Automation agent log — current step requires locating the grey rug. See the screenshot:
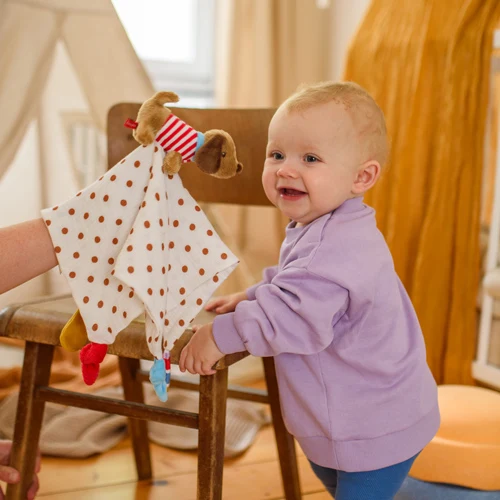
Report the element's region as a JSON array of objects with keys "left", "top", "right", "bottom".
[{"left": 397, "top": 478, "right": 500, "bottom": 499}]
